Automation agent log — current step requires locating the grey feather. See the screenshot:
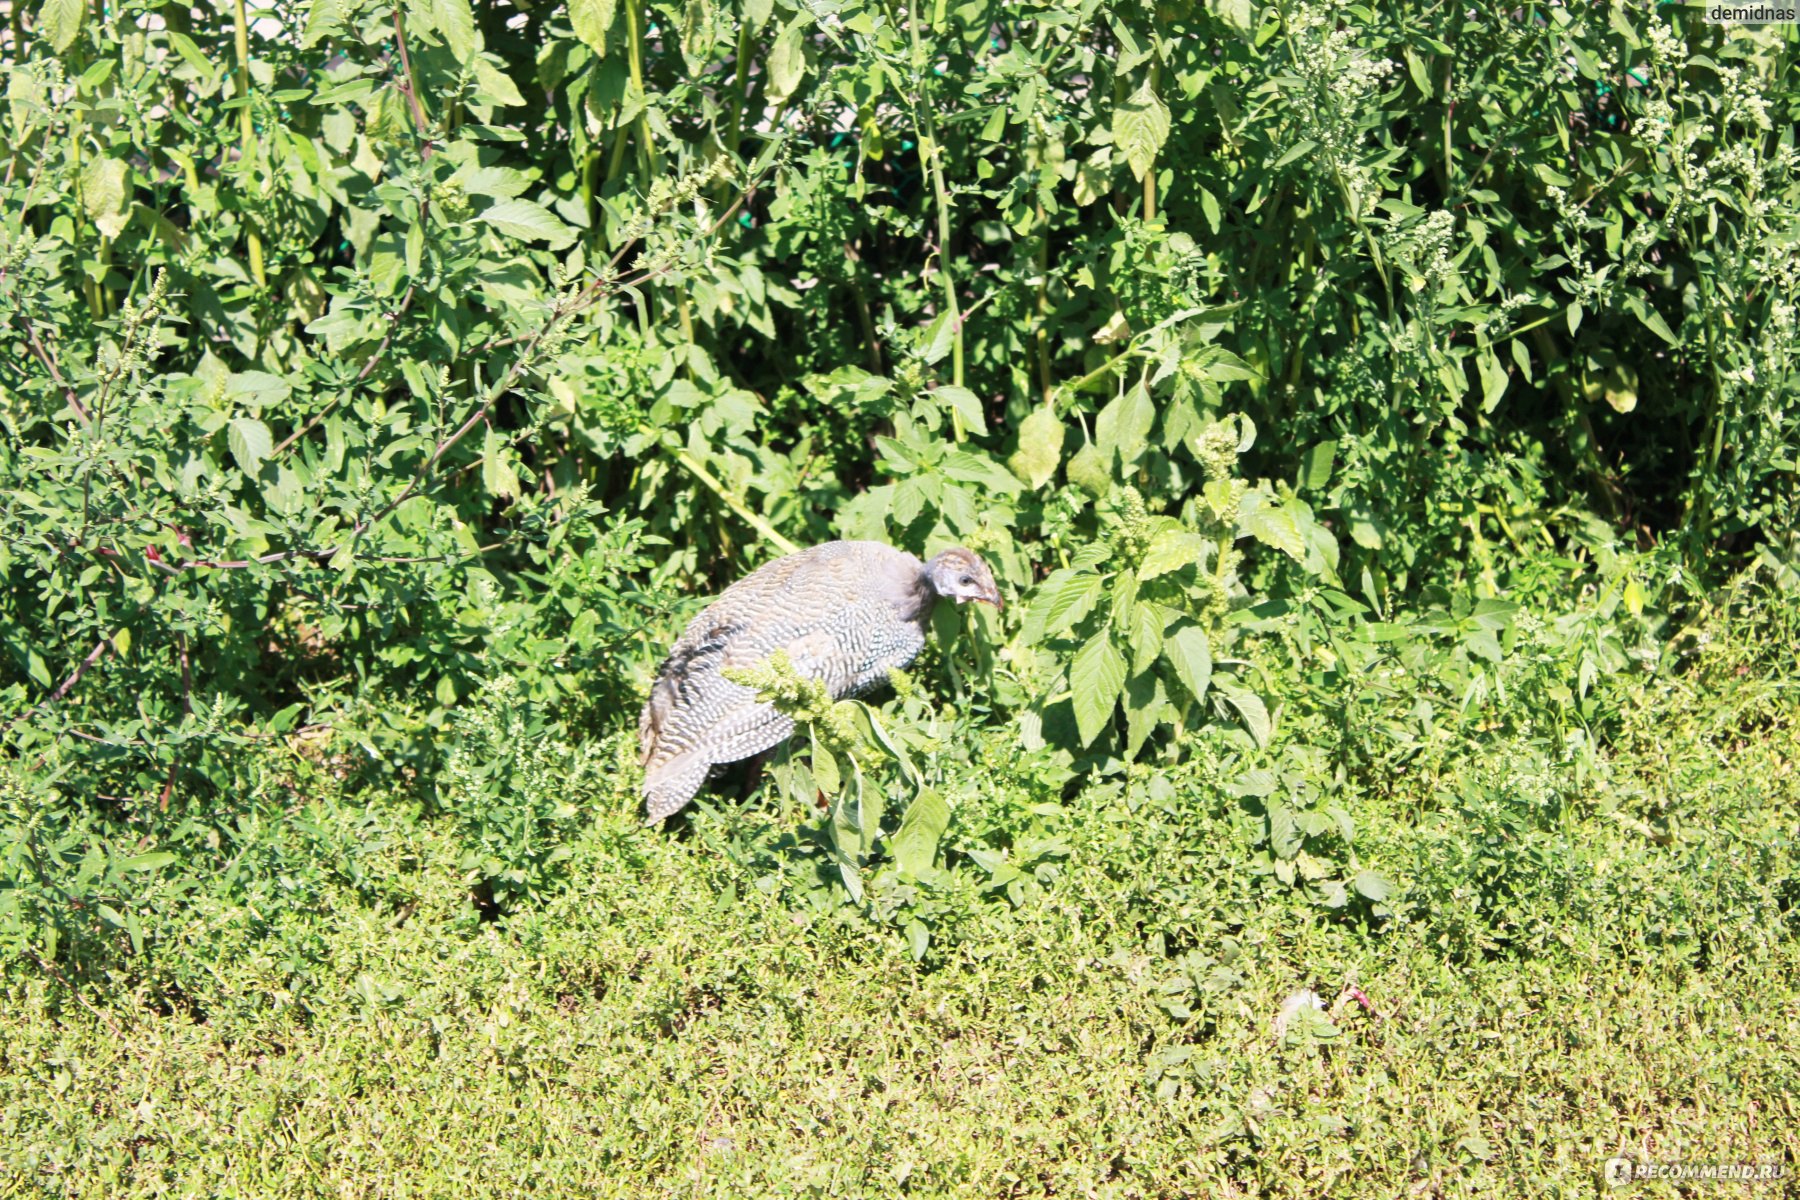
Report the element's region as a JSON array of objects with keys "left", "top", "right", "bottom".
[{"left": 639, "top": 540, "right": 1000, "bottom": 821}]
